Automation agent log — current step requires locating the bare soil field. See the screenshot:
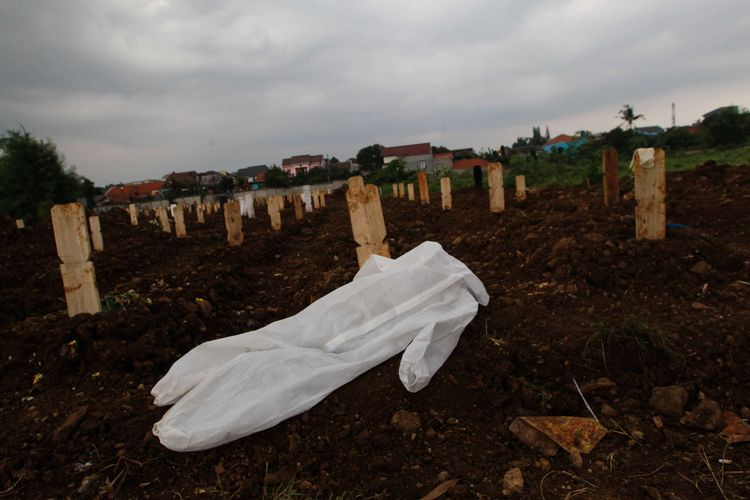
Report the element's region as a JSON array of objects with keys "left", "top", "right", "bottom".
[{"left": 1, "top": 162, "right": 749, "bottom": 498}]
